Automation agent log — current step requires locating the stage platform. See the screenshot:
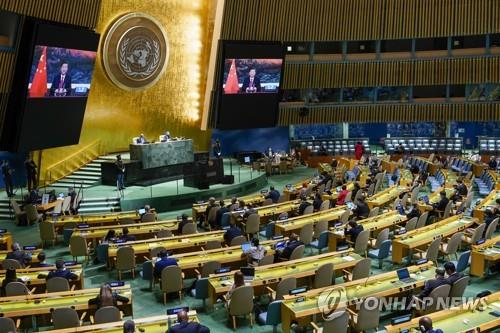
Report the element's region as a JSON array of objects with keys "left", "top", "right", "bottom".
[{"left": 81, "top": 159, "right": 270, "bottom": 212}]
